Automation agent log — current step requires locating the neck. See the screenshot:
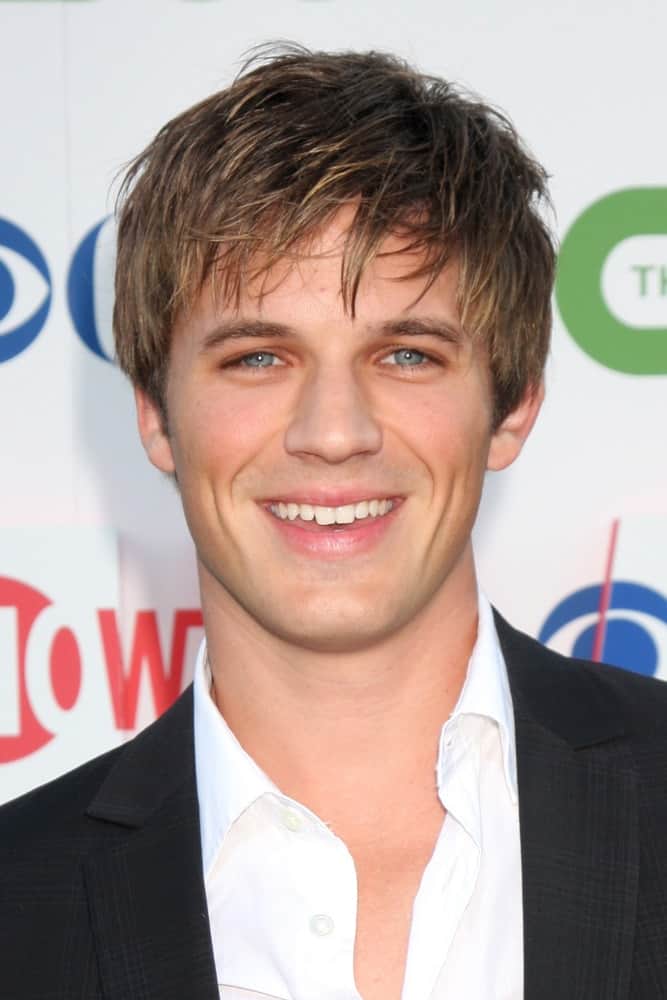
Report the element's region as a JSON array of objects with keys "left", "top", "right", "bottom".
[{"left": 200, "top": 556, "right": 479, "bottom": 827}]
